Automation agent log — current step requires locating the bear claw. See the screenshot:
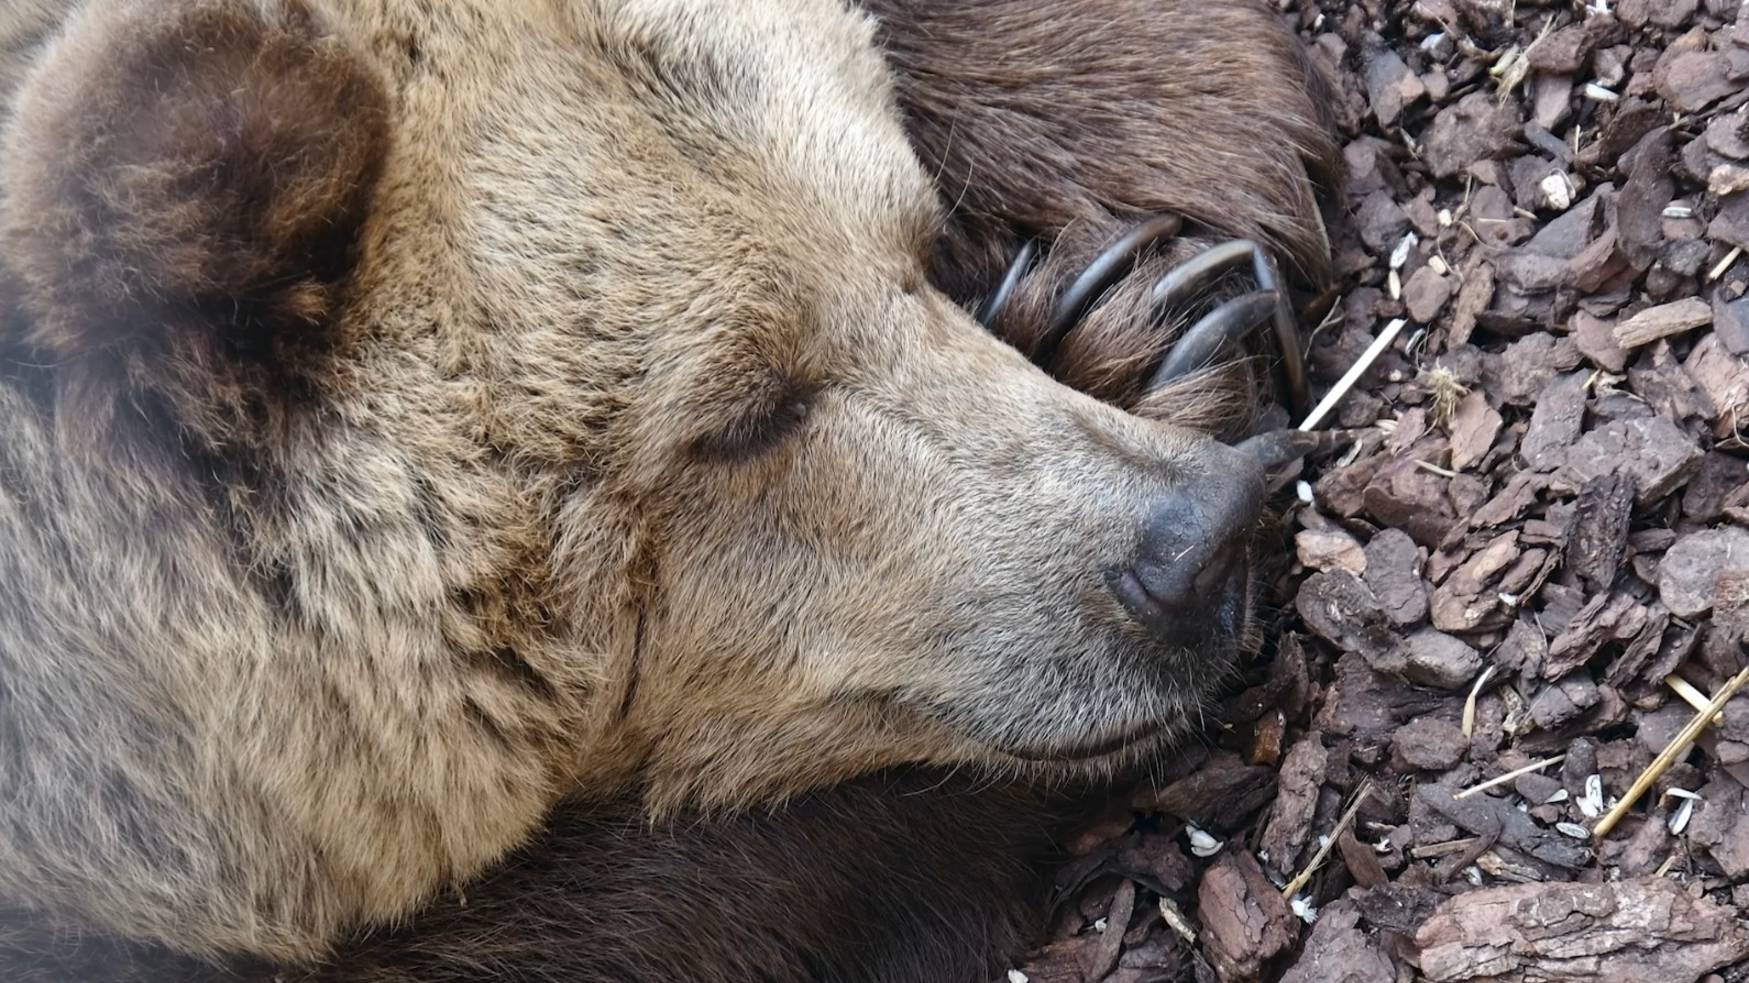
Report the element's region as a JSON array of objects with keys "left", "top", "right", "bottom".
[
  {"left": 981, "top": 222, "right": 1310, "bottom": 417},
  {"left": 973, "top": 238, "right": 1039, "bottom": 330},
  {"left": 1035, "top": 214, "right": 1183, "bottom": 363},
  {"left": 1145, "top": 288, "right": 1278, "bottom": 397},
  {"left": 1145, "top": 238, "right": 1307, "bottom": 416}
]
